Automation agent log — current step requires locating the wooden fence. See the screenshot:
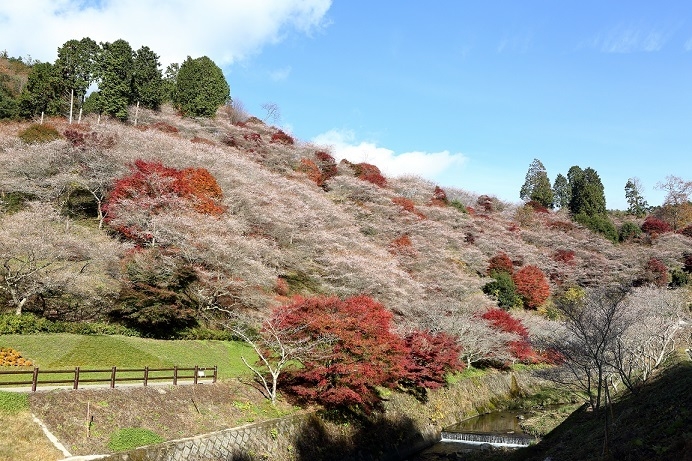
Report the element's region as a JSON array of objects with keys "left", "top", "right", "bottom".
[{"left": 0, "top": 365, "right": 217, "bottom": 391}]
